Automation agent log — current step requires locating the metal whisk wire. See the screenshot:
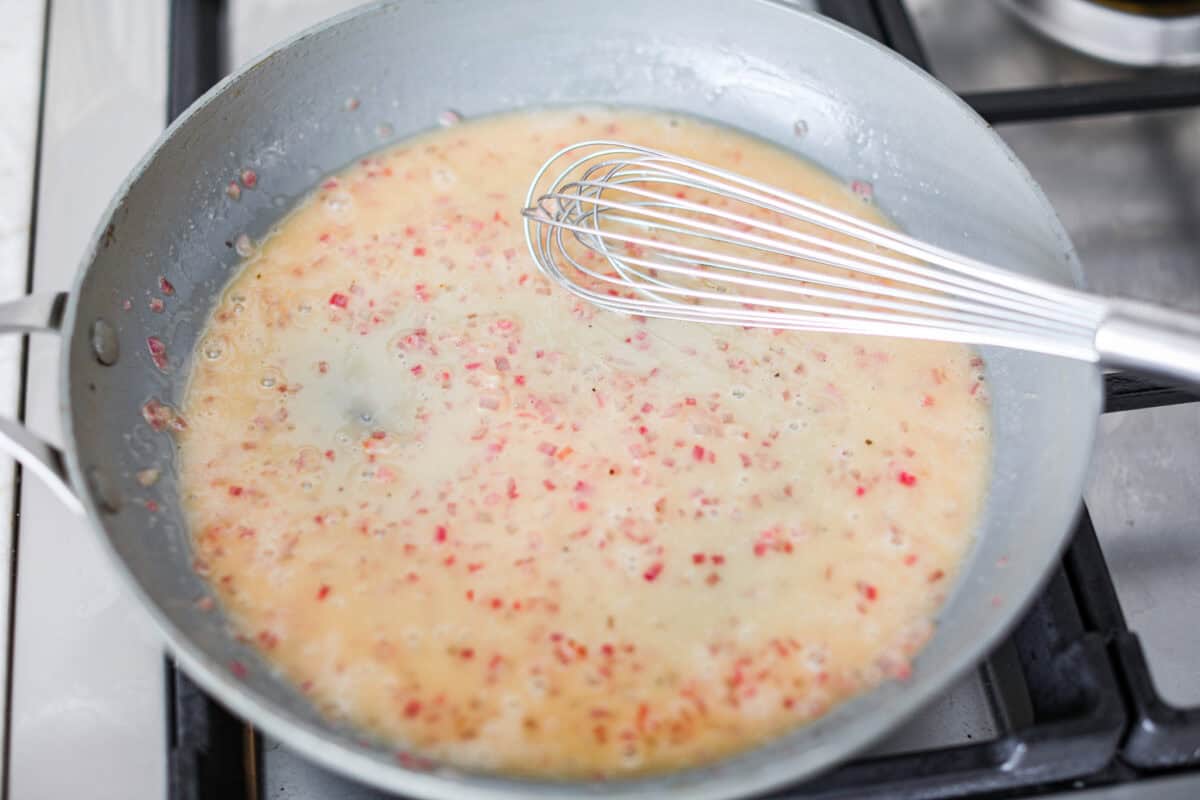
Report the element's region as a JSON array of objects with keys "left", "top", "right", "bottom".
[{"left": 521, "top": 140, "right": 1112, "bottom": 362}]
